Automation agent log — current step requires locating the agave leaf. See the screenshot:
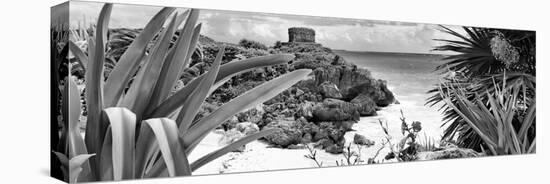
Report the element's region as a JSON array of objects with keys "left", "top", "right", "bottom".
[
  {"left": 183, "top": 69, "right": 312, "bottom": 153},
  {"left": 53, "top": 152, "right": 69, "bottom": 182},
  {"left": 65, "top": 77, "right": 86, "bottom": 157},
  {"left": 134, "top": 121, "right": 160, "bottom": 178},
  {"left": 147, "top": 9, "right": 200, "bottom": 110},
  {"left": 190, "top": 129, "right": 276, "bottom": 171},
  {"left": 69, "top": 154, "right": 96, "bottom": 183},
  {"left": 144, "top": 118, "right": 192, "bottom": 177},
  {"left": 84, "top": 3, "right": 112, "bottom": 177},
  {"left": 64, "top": 77, "right": 94, "bottom": 182},
  {"left": 68, "top": 41, "right": 88, "bottom": 72},
  {"left": 103, "top": 107, "right": 136, "bottom": 180},
  {"left": 98, "top": 126, "right": 114, "bottom": 181},
  {"left": 120, "top": 13, "right": 180, "bottom": 118},
  {"left": 103, "top": 7, "right": 176, "bottom": 107},
  {"left": 181, "top": 23, "right": 202, "bottom": 72},
  {"left": 176, "top": 46, "right": 224, "bottom": 134},
  {"left": 148, "top": 54, "right": 295, "bottom": 118}
]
